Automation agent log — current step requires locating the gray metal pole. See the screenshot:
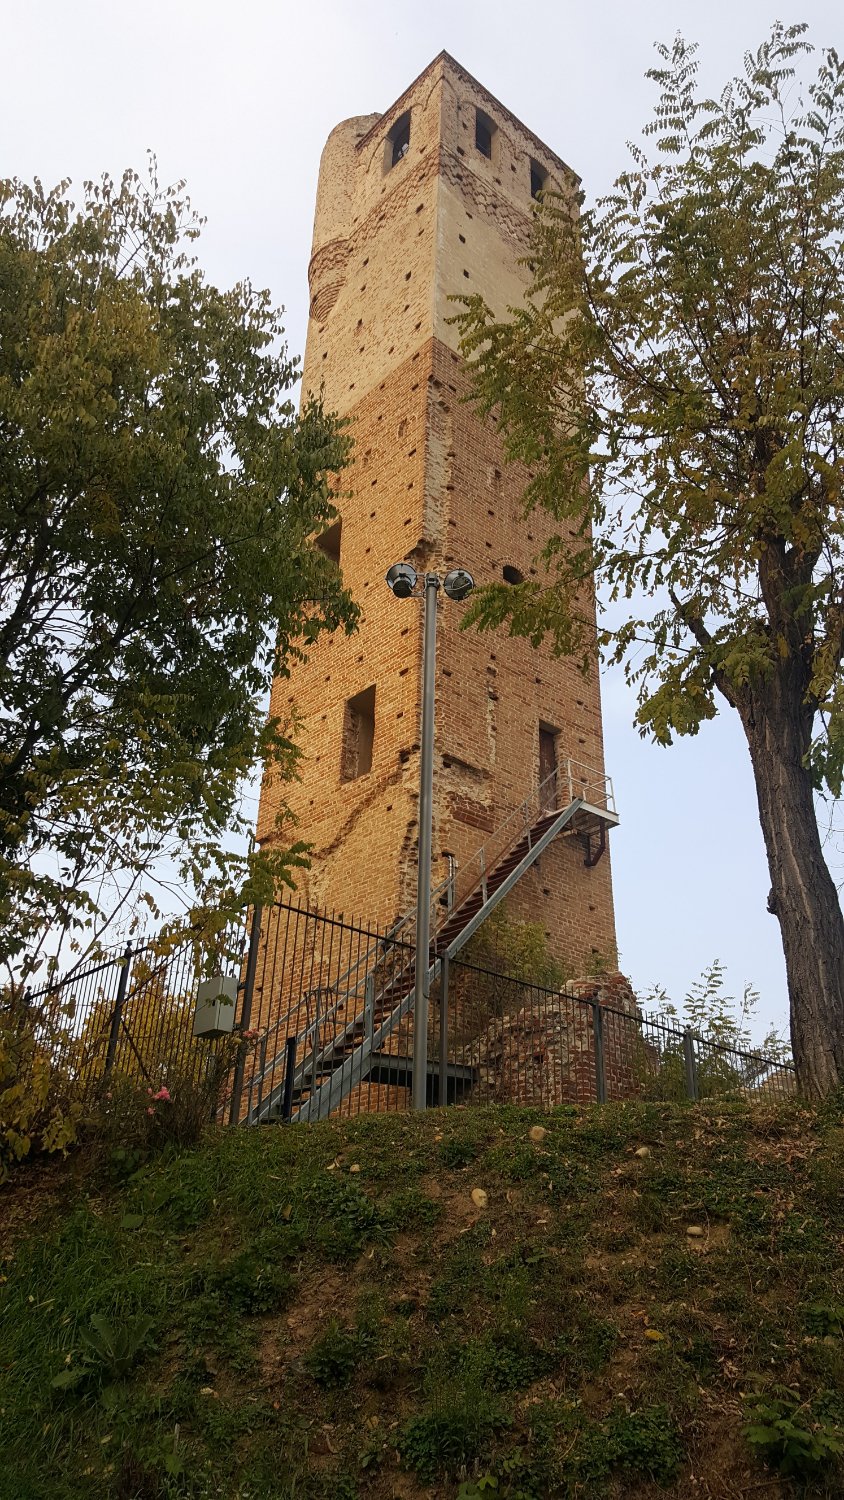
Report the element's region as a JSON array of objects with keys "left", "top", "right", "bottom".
[
  {"left": 228, "top": 905, "right": 263, "bottom": 1126},
  {"left": 592, "top": 1000, "right": 607, "bottom": 1104},
  {"left": 439, "top": 953, "right": 449, "bottom": 1108},
  {"left": 412, "top": 573, "right": 439, "bottom": 1110},
  {"left": 103, "top": 943, "right": 133, "bottom": 1085},
  {"left": 683, "top": 1029, "right": 699, "bottom": 1102}
]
